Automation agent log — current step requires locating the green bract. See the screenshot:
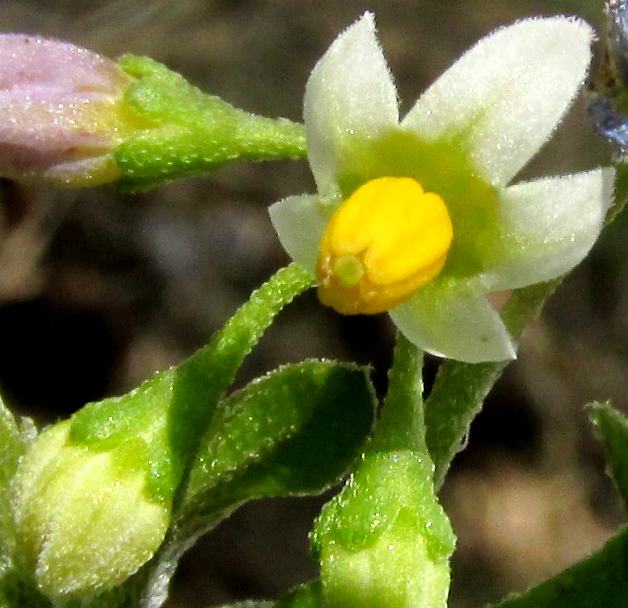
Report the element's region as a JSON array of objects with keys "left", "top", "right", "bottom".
[{"left": 270, "top": 13, "right": 614, "bottom": 362}]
